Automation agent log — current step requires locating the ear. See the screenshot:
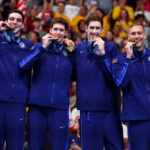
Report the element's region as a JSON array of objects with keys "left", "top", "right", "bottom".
[
  {"left": 21, "top": 23, "right": 24, "bottom": 30},
  {"left": 85, "top": 25, "right": 88, "bottom": 33},
  {"left": 64, "top": 30, "right": 68, "bottom": 37},
  {"left": 100, "top": 27, "right": 104, "bottom": 34},
  {"left": 49, "top": 28, "right": 52, "bottom": 34},
  {"left": 144, "top": 32, "right": 146, "bottom": 40}
]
